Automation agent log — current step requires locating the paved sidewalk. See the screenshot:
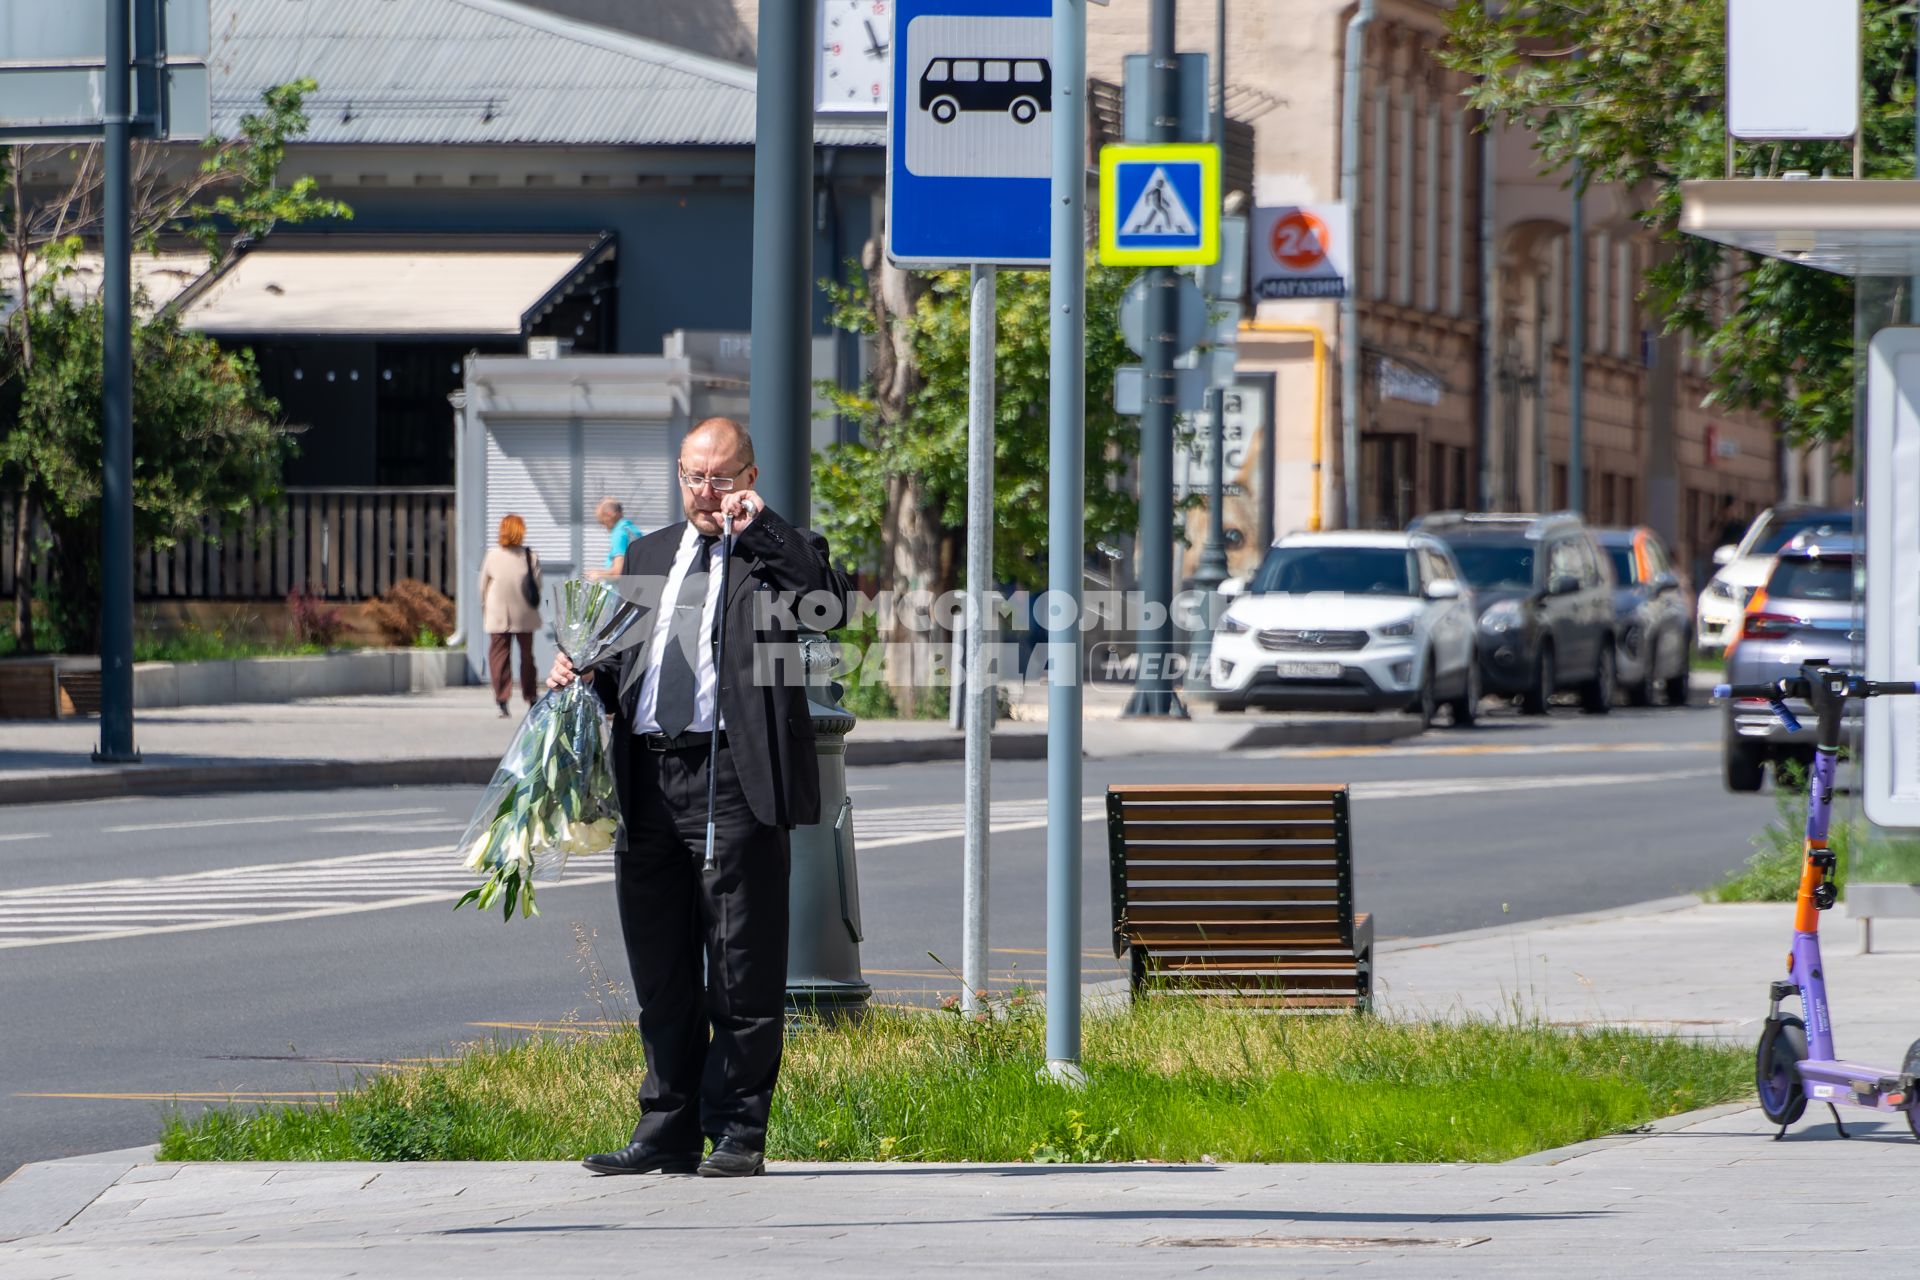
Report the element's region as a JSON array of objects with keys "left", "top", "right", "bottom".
[
  {"left": 0, "top": 686, "right": 1423, "bottom": 805},
  {"left": 6, "top": 1110, "right": 1919, "bottom": 1279},
  {"left": 6, "top": 894, "right": 1920, "bottom": 1276},
  {"left": 1377, "top": 896, "right": 1920, "bottom": 1066}
]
